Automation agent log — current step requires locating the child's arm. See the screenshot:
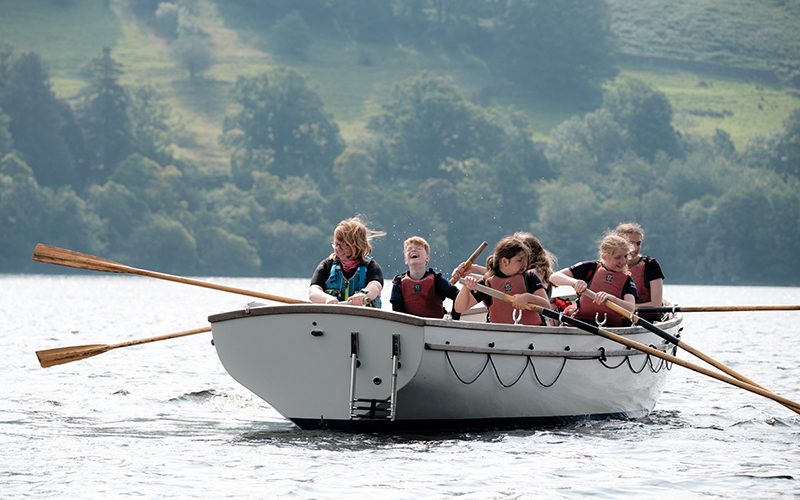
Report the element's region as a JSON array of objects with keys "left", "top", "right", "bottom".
[
  {"left": 451, "top": 261, "right": 487, "bottom": 282},
  {"left": 549, "top": 268, "right": 587, "bottom": 294},
  {"left": 511, "top": 289, "right": 550, "bottom": 310},
  {"left": 309, "top": 284, "right": 338, "bottom": 304},
  {"left": 454, "top": 276, "right": 479, "bottom": 313},
  {"left": 389, "top": 277, "right": 406, "bottom": 312}
]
